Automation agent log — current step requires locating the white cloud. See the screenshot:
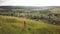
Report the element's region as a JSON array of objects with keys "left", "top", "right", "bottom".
[{"left": 0, "top": 0, "right": 60, "bottom": 6}]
